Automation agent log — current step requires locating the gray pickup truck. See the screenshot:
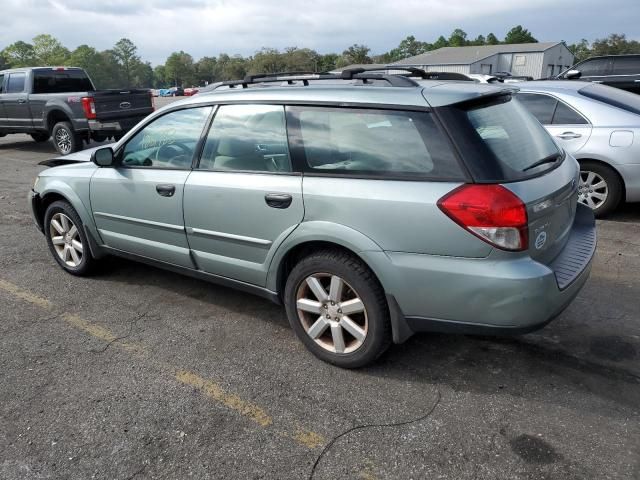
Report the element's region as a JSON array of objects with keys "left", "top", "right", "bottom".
[{"left": 0, "top": 67, "right": 154, "bottom": 154}]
